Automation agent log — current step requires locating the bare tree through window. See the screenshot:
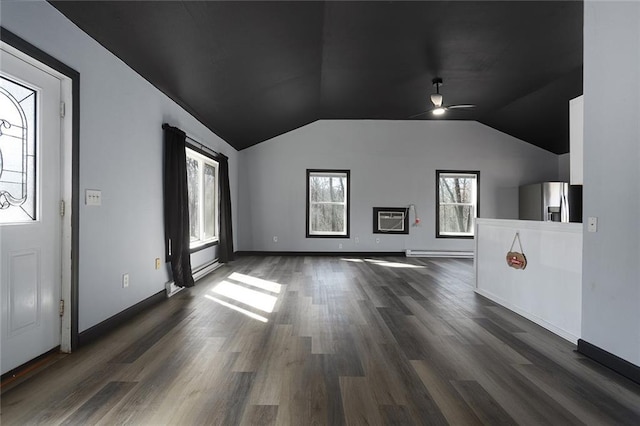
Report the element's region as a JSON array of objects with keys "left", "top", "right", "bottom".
[
  {"left": 437, "top": 171, "right": 479, "bottom": 238},
  {"left": 307, "top": 170, "right": 349, "bottom": 237},
  {"left": 186, "top": 147, "right": 219, "bottom": 247}
]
